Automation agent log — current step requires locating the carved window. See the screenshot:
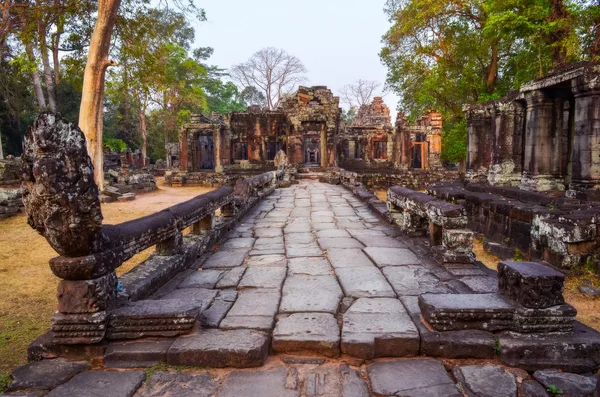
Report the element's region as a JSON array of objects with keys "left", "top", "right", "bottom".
[
  {"left": 374, "top": 141, "right": 387, "bottom": 159},
  {"left": 266, "top": 141, "right": 281, "bottom": 161},
  {"left": 233, "top": 142, "right": 248, "bottom": 160}
]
